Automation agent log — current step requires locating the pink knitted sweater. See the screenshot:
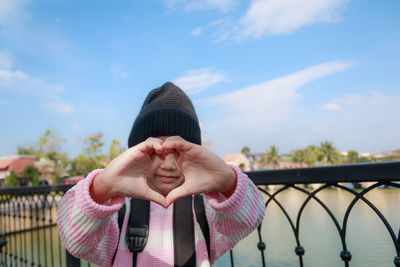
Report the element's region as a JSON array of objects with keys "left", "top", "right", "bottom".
[{"left": 57, "top": 165, "right": 265, "bottom": 267}]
